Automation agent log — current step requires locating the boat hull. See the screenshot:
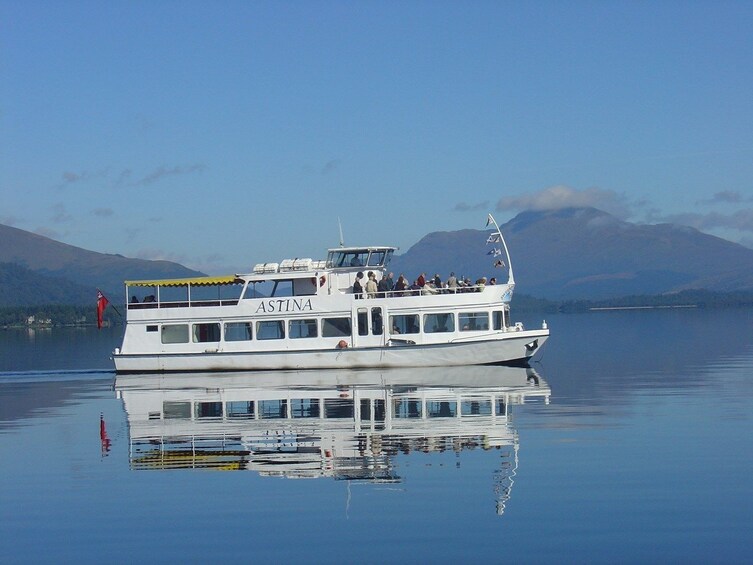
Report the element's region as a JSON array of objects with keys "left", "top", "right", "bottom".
[{"left": 113, "top": 329, "right": 548, "bottom": 373}]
